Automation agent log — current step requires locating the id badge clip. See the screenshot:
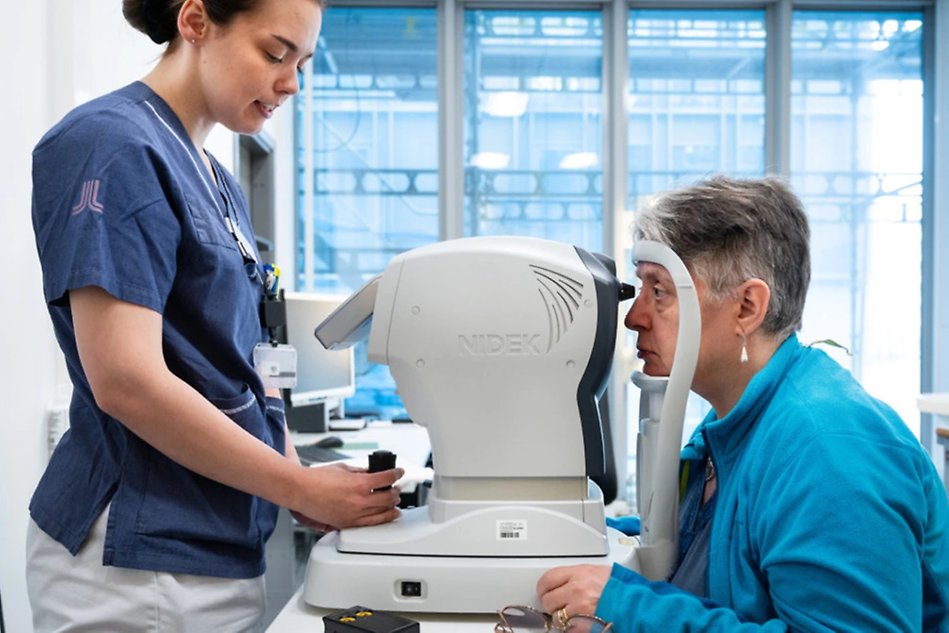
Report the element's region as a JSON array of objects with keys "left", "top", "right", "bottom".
[{"left": 254, "top": 343, "right": 297, "bottom": 389}]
